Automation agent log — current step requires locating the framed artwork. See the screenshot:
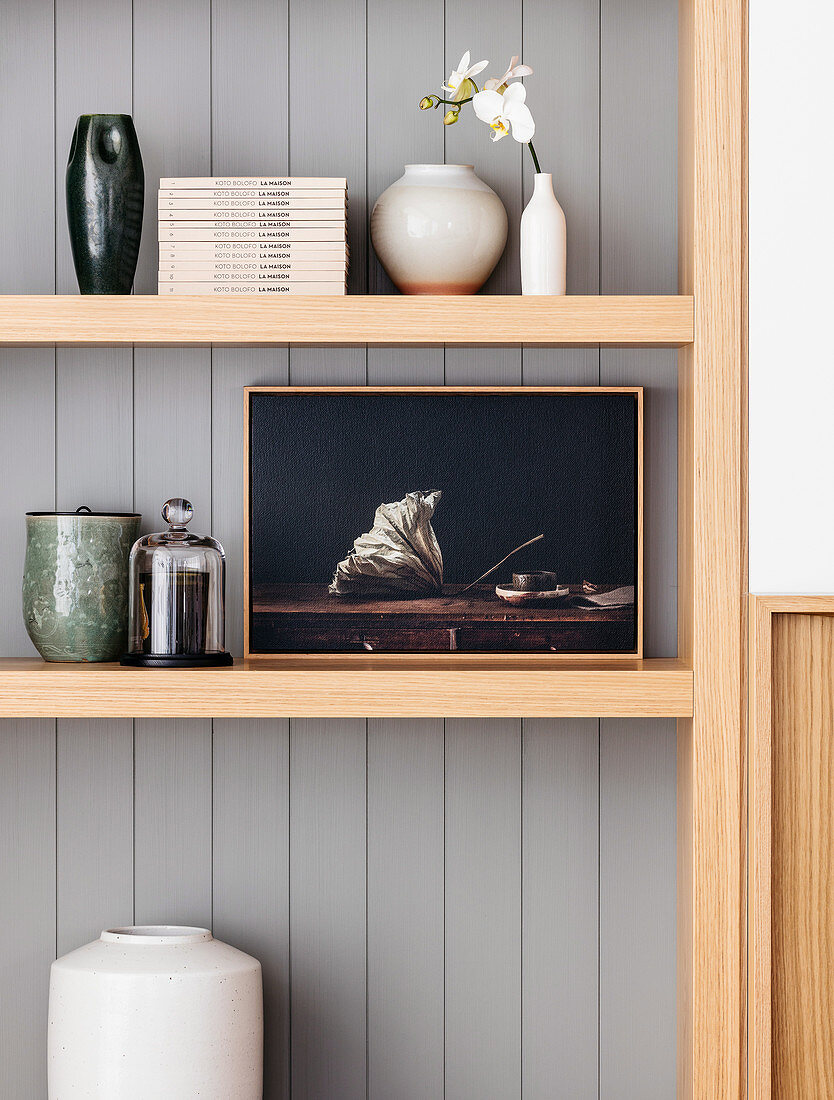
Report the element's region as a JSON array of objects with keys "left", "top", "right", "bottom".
[{"left": 245, "top": 387, "right": 643, "bottom": 658}]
